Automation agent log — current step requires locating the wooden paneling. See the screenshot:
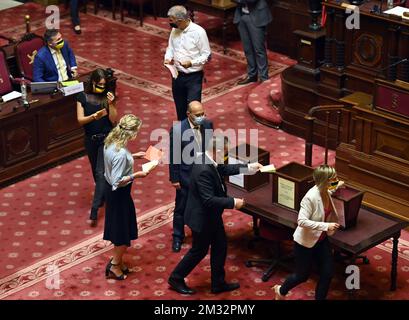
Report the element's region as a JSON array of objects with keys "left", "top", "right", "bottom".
[{"left": 0, "top": 91, "right": 84, "bottom": 187}]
